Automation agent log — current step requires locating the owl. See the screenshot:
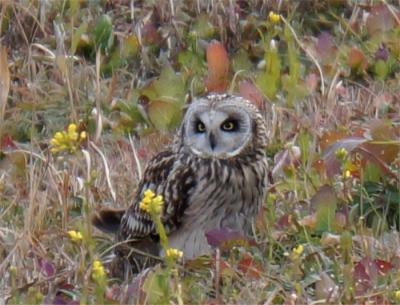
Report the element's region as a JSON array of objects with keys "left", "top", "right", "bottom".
[{"left": 93, "top": 93, "right": 268, "bottom": 276}]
